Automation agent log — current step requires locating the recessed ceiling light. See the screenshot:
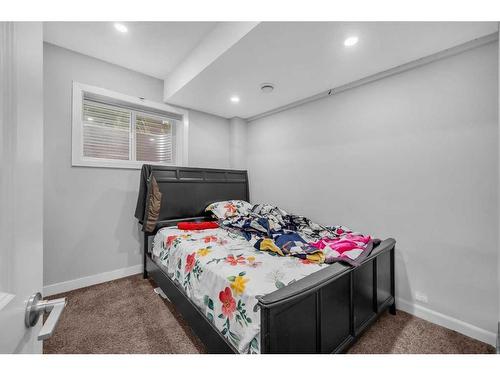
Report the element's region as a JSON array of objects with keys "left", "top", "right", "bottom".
[
  {"left": 344, "top": 36, "right": 359, "bottom": 47},
  {"left": 230, "top": 96, "right": 240, "bottom": 103},
  {"left": 260, "top": 83, "right": 275, "bottom": 93},
  {"left": 114, "top": 23, "right": 128, "bottom": 33}
]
